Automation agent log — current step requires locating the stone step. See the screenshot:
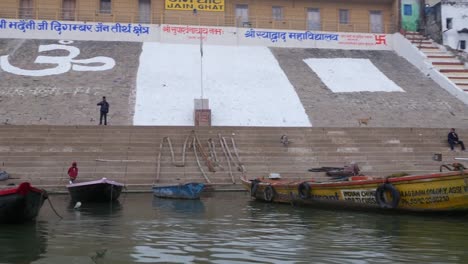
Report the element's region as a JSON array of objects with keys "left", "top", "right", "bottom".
[
  {"left": 427, "top": 55, "right": 456, "bottom": 59},
  {"left": 441, "top": 71, "right": 468, "bottom": 77},
  {"left": 424, "top": 51, "right": 453, "bottom": 56},
  {"left": 420, "top": 46, "right": 440, "bottom": 51},
  {"left": 405, "top": 36, "right": 427, "bottom": 41},
  {"left": 411, "top": 40, "right": 433, "bottom": 45},
  {"left": 432, "top": 61, "right": 464, "bottom": 66},
  {"left": 434, "top": 64, "right": 466, "bottom": 70},
  {"left": 428, "top": 58, "right": 461, "bottom": 63},
  {"left": 440, "top": 69, "right": 468, "bottom": 73}
]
